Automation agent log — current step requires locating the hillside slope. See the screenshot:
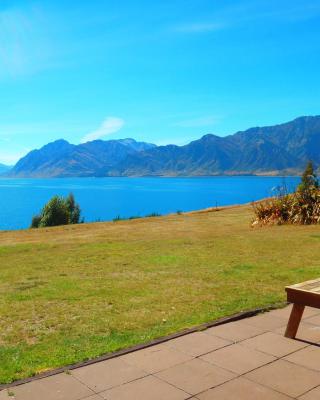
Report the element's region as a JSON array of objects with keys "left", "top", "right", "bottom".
[
  {"left": 8, "top": 138, "right": 156, "bottom": 178},
  {"left": 109, "top": 116, "right": 320, "bottom": 176},
  {"left": 6, "top": 115, "right": 320, "bottom": 177},
  {"left": 0, "top": 163, "right": 11, "bottom": 174}
]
